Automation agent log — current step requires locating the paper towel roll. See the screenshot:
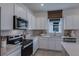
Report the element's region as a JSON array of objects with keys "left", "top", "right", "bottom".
[{"left": 1, "top": 37, "right": 7, "bottom": 48}]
